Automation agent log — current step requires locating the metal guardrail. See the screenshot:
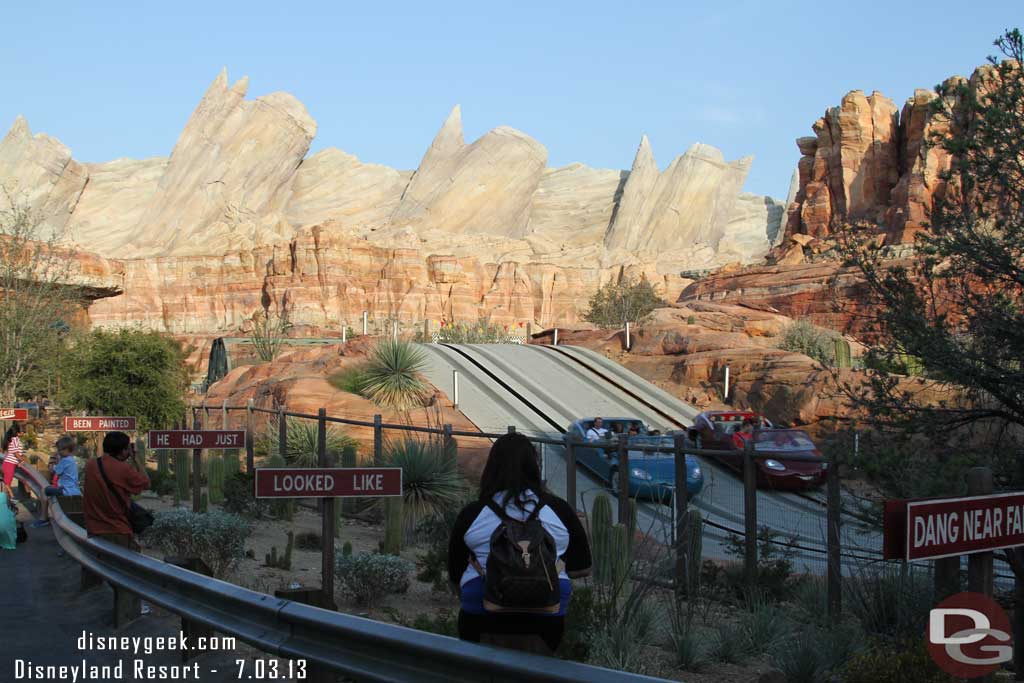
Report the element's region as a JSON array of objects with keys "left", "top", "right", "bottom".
[{"left": 13, "top": 463, "right": 671, "bottom": 683}]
